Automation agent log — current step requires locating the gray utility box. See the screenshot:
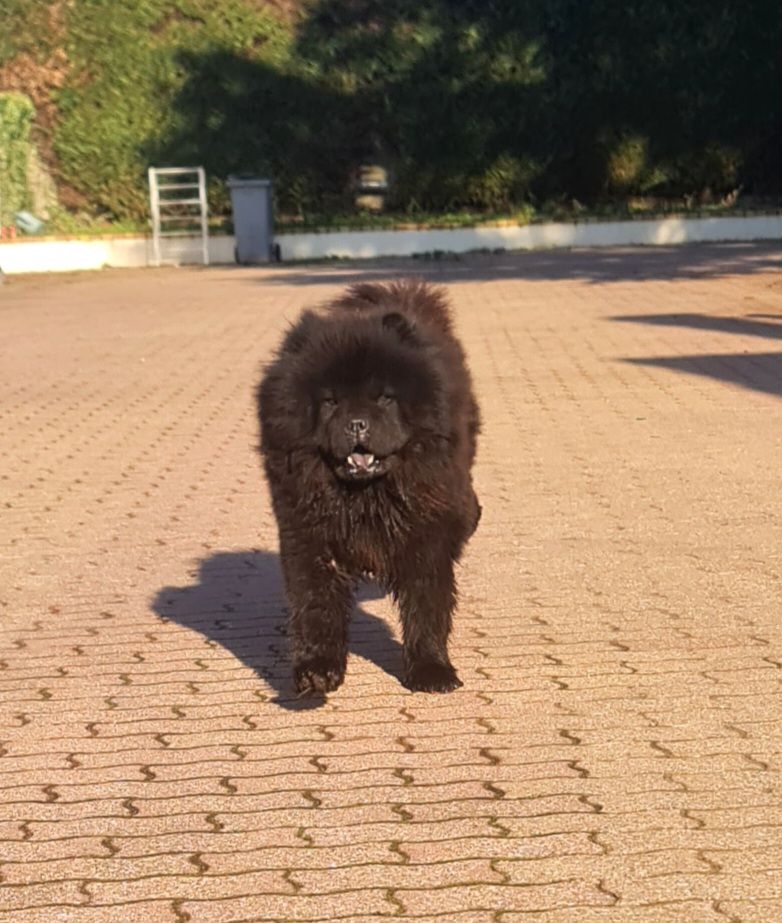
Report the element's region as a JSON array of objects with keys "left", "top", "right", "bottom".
[{"left": 226, "top": 176, "right": 275, "bottom": 264}]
